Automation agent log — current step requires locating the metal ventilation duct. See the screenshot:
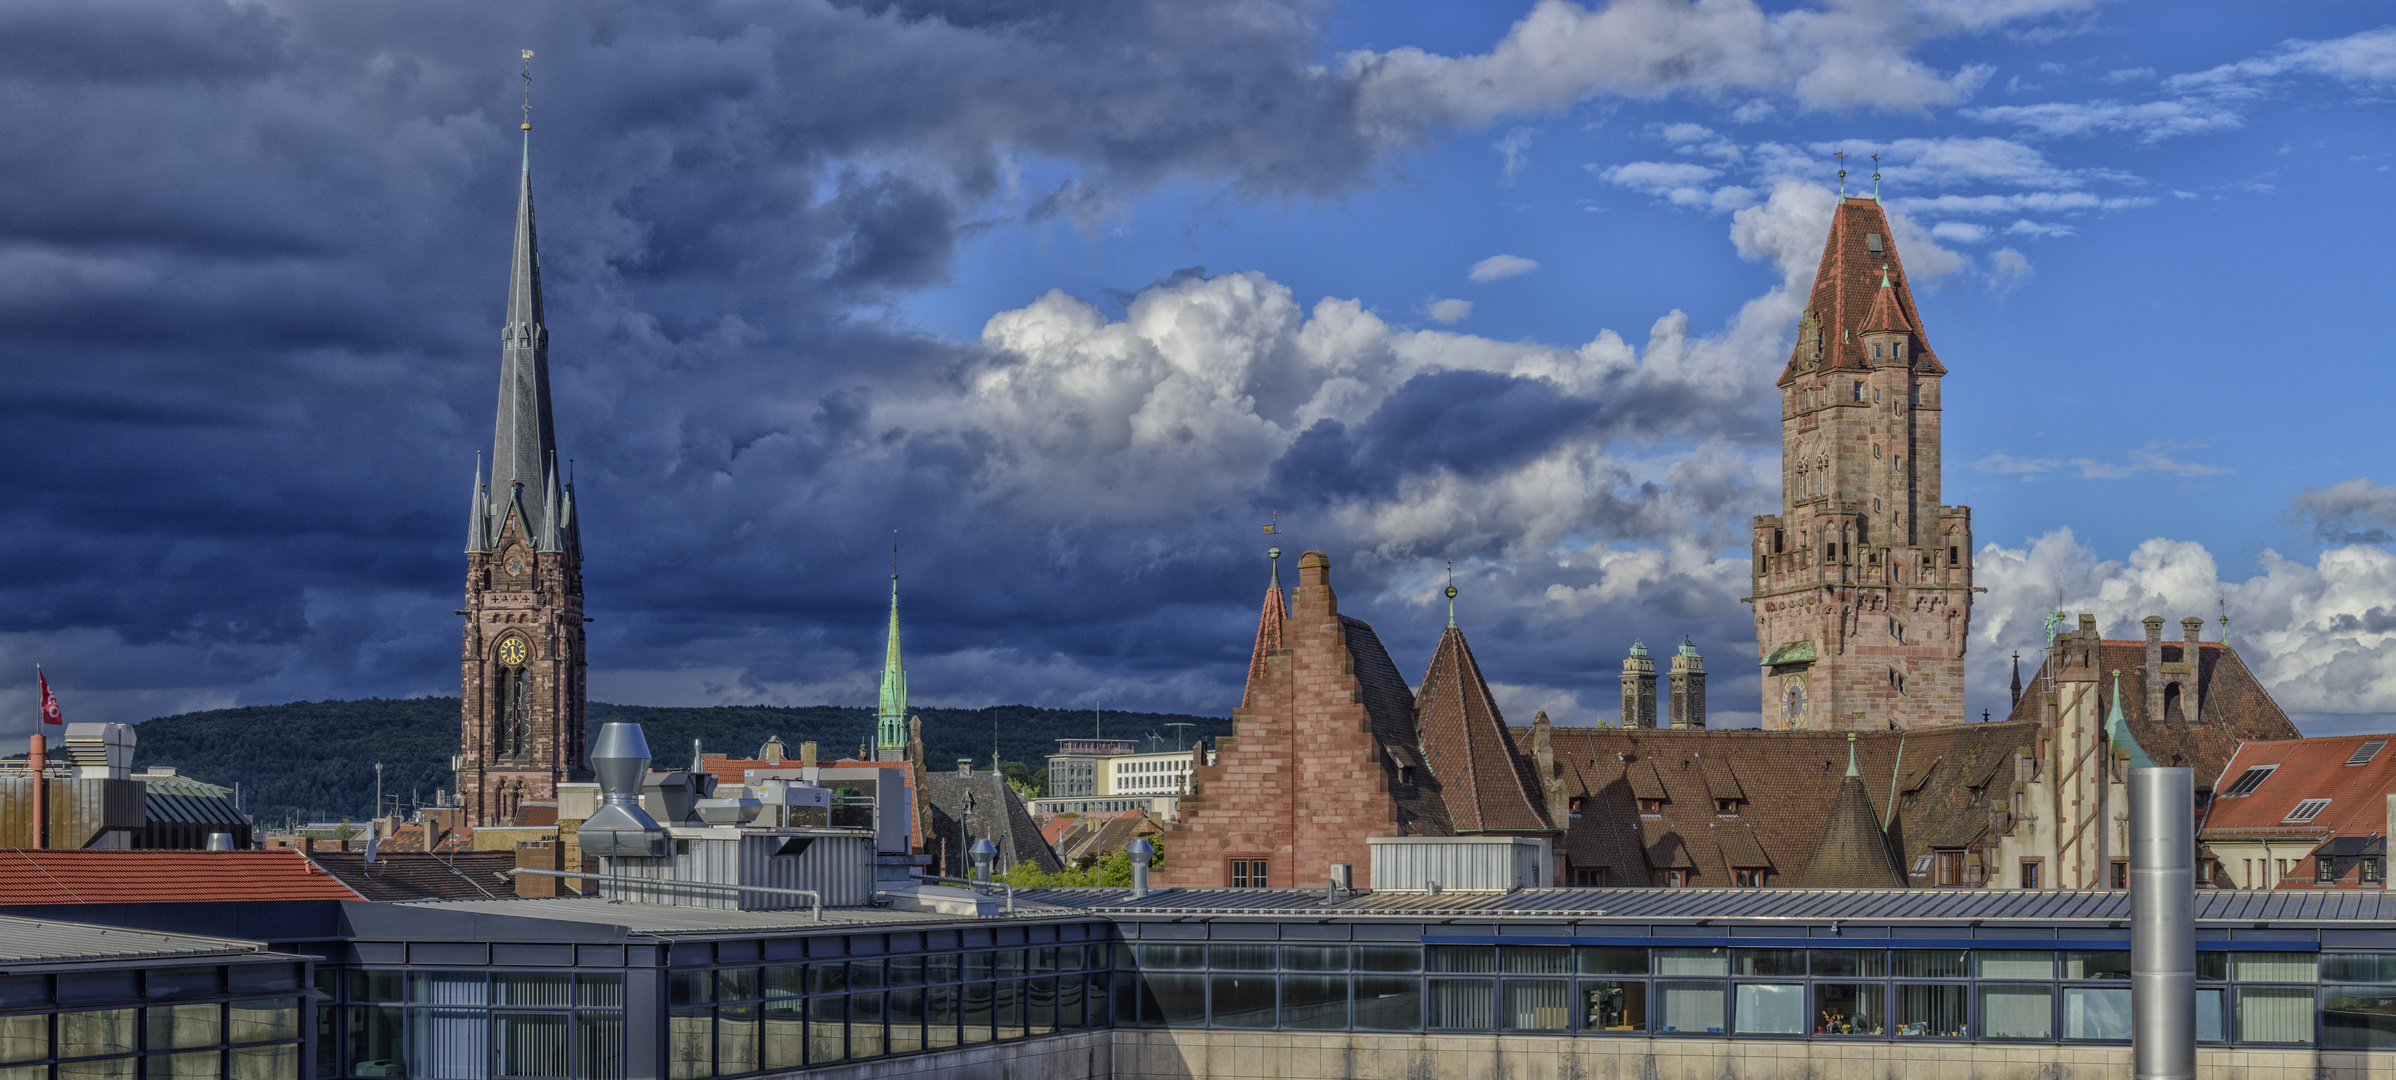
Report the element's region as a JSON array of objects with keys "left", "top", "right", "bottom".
[{"left": 578, "top": 723, "right": 666, "bottom": 858}]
